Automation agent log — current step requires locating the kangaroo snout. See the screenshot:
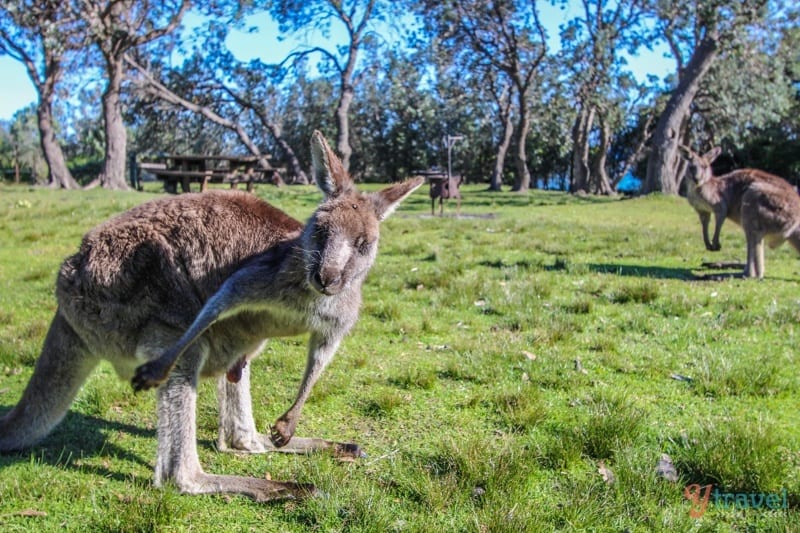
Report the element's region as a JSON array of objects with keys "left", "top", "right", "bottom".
[{"left": 310, "top": 267, "right": 344, "bottom": 295}]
